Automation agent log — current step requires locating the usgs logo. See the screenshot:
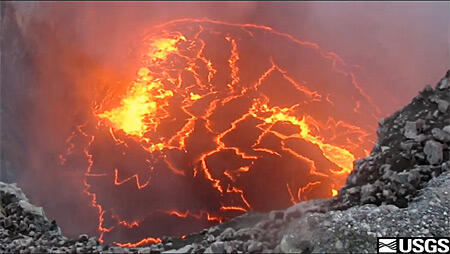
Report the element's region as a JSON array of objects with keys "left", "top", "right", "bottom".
[{"left": 377, "top": 237, "right": 450, "bottom": 254}]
